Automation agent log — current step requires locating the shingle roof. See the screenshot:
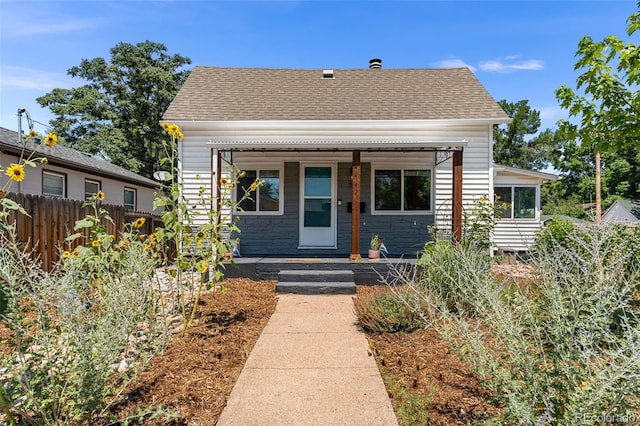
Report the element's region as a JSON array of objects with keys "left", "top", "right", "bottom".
[
  {"left": 0, "top": 127, "right": 157, "bottom": 187},
  {"left": 163, "top": 66, "right": 509, "bottom": 122}
]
